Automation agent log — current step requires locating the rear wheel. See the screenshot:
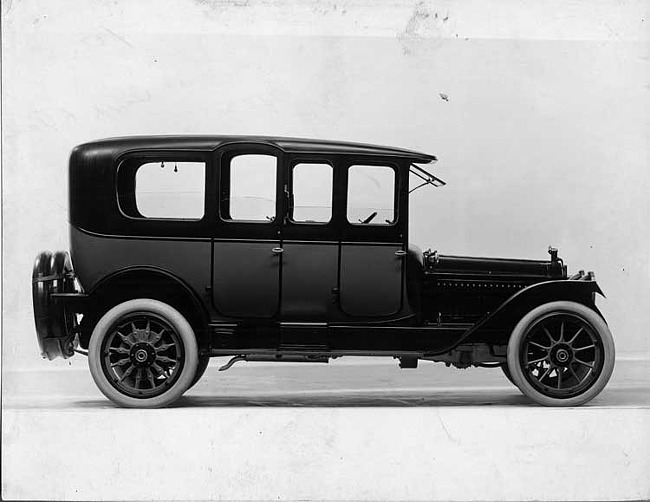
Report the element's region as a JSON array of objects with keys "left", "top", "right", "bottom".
[
  {"left": 507, "top": 301, "right": 615, "bottom": 406},
  {"left": 88, "top": 299, "right": 198, "bottom": 408}
]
